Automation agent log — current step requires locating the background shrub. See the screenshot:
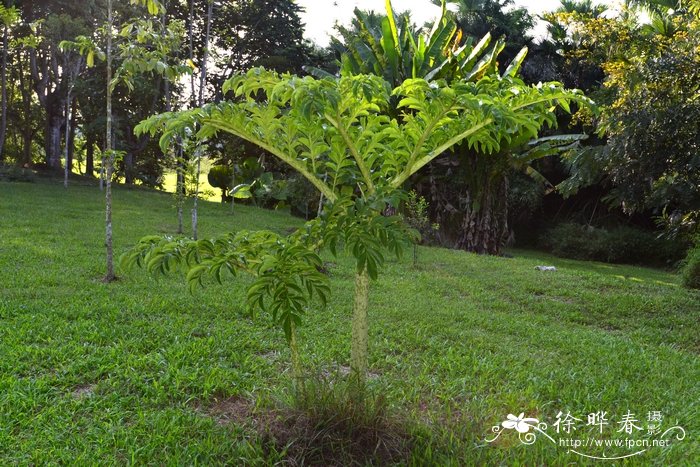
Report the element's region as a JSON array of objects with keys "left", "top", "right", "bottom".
[
  {"left": 286, "top": 175, "right": 321, "bottom": 219},
  {"left": 0, "top": 164, "right": 35, "bottom": 183},
  {"left": 681, "top": 239, "right": 700, "bottom": 289},
  {"left": 541, "top": 222, "right": 688, "bottom": 267},
  {"left": 207, "top": 165, "right": 234, "bottom": 202}
]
